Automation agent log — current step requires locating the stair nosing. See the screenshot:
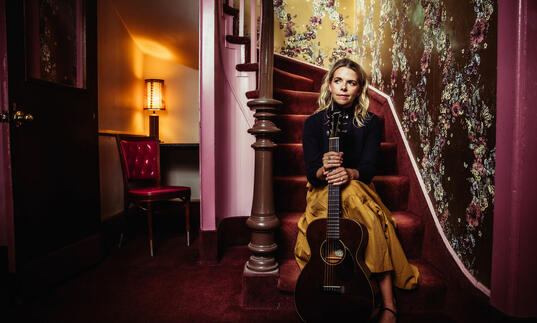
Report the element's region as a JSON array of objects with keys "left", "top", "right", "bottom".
[
  {"left": 225, "top": 35, "right": 250, "bottom": 44},
  {"left": 275, "top": 88, "right": 320, "bottom": 96},
  {"left": 222, "top": 4, "right": 239, "bottom": 16},
  {"left": 274, "top": 67, "right": 315, "bottom": 84},
  {"left": 236, "top": 63, "right": 258, "bottom": 72}
]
